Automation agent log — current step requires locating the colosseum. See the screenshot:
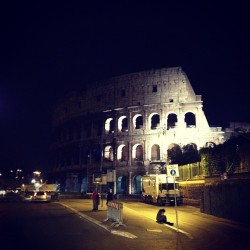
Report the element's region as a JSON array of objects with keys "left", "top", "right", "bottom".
[{"left": 49, "top": 67, "right": 225, "bottom": 195}]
